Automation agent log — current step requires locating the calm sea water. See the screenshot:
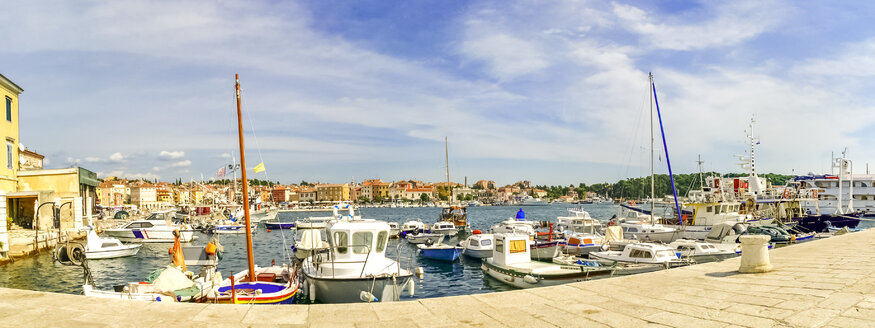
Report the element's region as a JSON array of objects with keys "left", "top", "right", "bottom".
[
  {"left": 0, "top": 203, "right": 617, "bottom": 301},
  {"left": 1, "top": 203, "right": 870, "bottom": 302}
]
